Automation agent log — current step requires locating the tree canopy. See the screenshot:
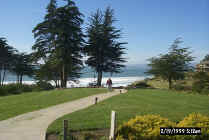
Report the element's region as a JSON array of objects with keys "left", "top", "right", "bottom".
[
  {"left": 0, "top": 38, "right": 17, "bottom": 86},
  {"left": 146, "top": 38, "right": 194, "bottom": 89},
  {"left": 84, "top": 7, "right": 127, "bottom": 86},
  {"left": 0, "top": 38, "right": 34, "bottom": 86},
  {"left": 203, "top": 54, "right": 209, "bottom": 61},
  {"left": 32, "top": 0, "right": 84, "bottom": 88}
]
